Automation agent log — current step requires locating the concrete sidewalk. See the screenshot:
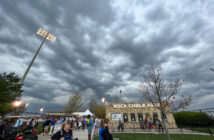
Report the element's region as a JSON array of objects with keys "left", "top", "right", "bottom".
[{"left": 38, "top": 130, "right": 88, "bottom": 140}]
